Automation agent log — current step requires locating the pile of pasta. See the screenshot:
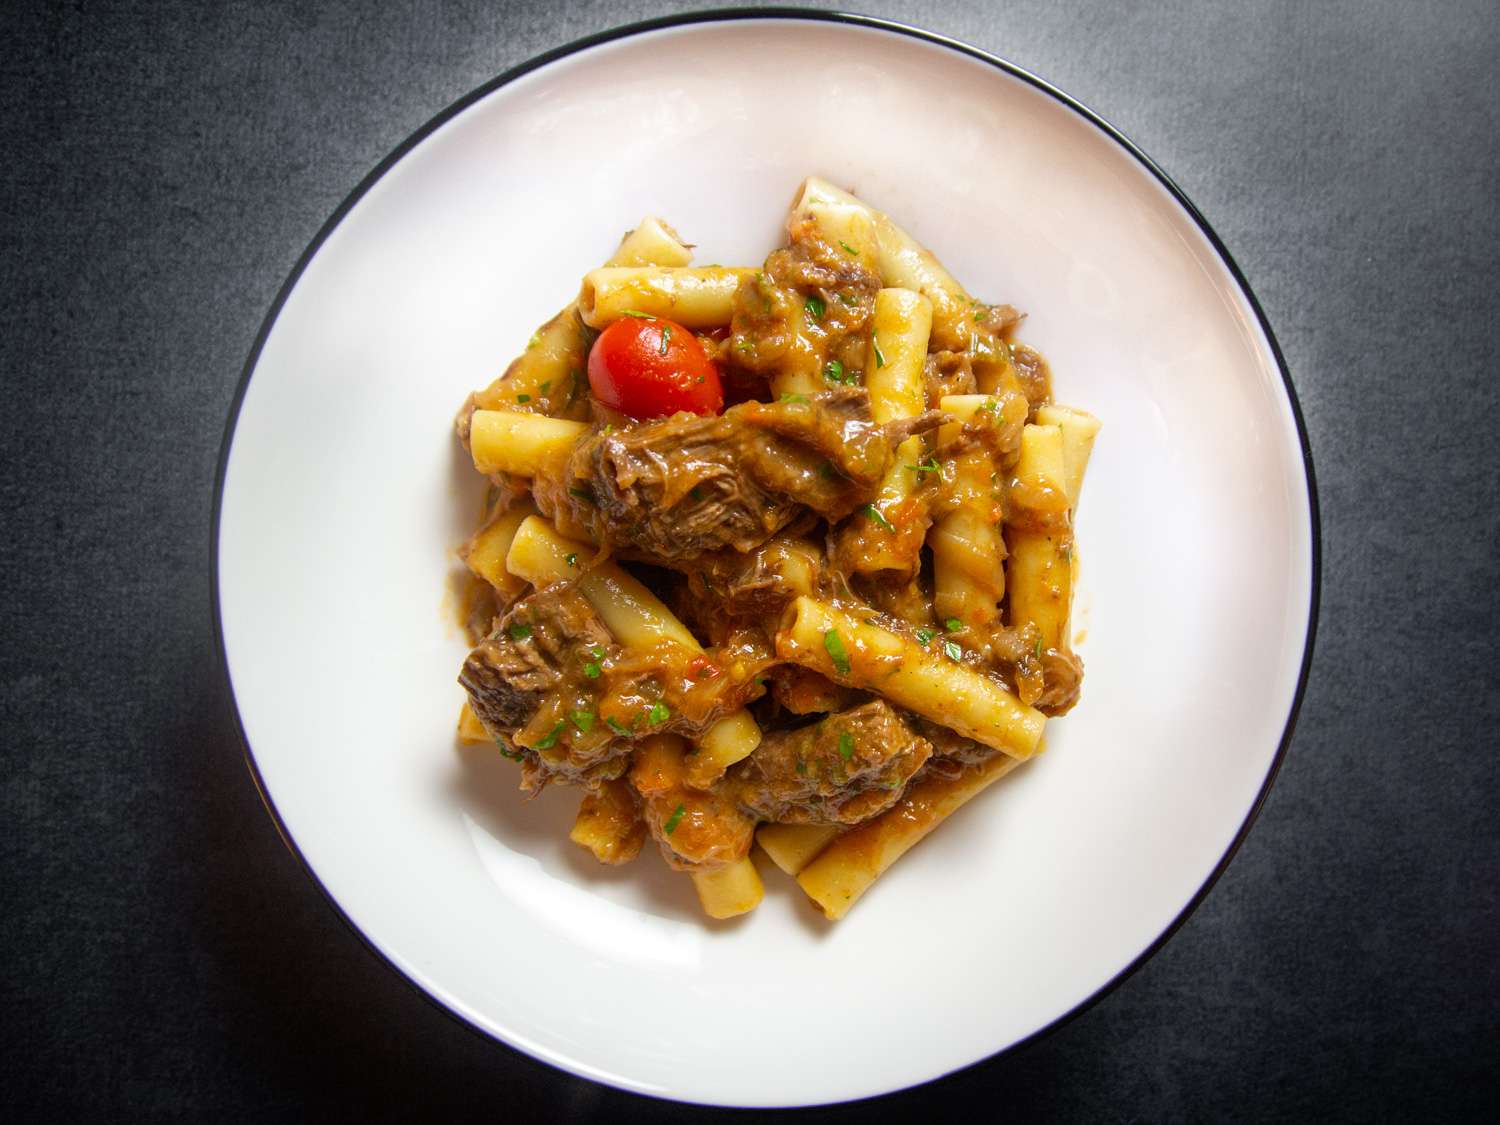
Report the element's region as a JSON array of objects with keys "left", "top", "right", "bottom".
[{"left": 453, "top": 178, "right": 1099, "bottom": 920}]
